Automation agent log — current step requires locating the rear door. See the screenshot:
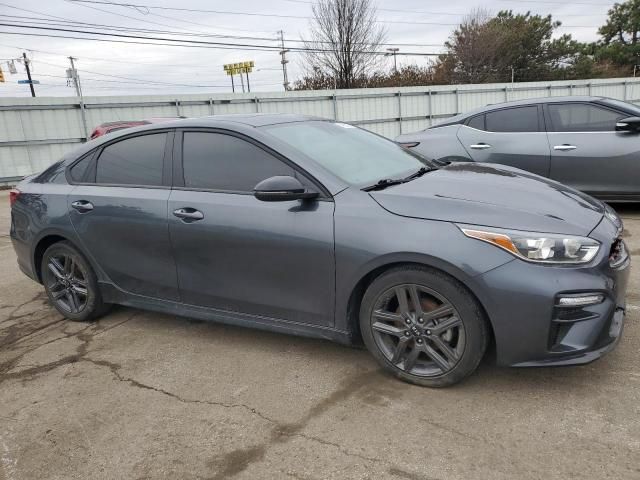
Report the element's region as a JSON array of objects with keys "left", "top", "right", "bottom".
[
  {"left": 67, "top": 131, "right": 179, "bottom": 301},
  {"left": 456, "top": 105, "right": 551, "bottom": 177},
  {"left": 168, "top": 129, "right": 335, "bottom": 327},
  {"left": 544, "top": 102, "right": 639, "bottom": 197}
]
